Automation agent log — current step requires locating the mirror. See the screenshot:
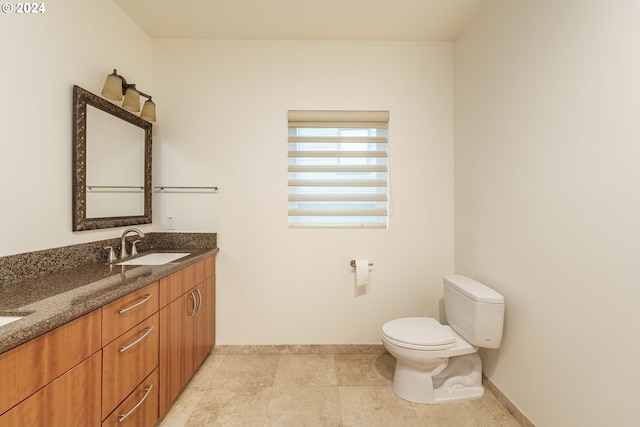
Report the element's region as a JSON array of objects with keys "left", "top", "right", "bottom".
[{"left": 72, "top": 85, "right": 152, "bottom": 231}]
